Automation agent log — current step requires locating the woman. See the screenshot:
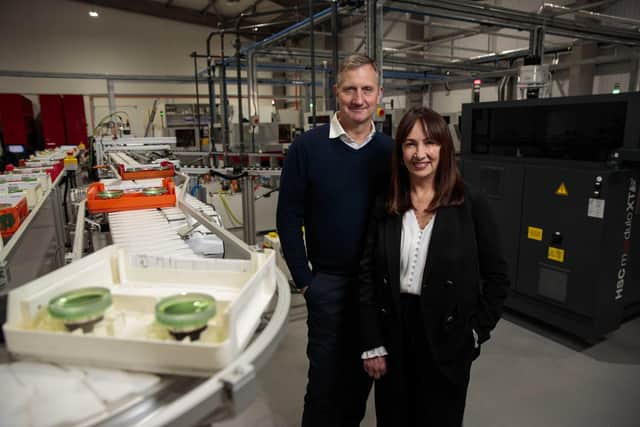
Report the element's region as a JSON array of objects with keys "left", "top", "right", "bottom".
[{"left": 358, "top": 107, "right": 509, "bottom": 426}]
